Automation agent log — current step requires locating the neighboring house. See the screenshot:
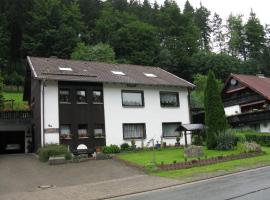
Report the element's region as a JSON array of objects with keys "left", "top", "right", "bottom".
[
  {"left": 23, "top": 56, "right": 195, "bottom": 152},
  {"left": 222, "top": 74, "right": 270, "bottom": 132}
]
